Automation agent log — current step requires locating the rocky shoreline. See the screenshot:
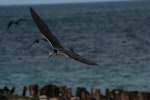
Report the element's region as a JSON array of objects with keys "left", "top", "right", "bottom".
[{"left": 0, "top": 84, "right": 150, "bottom": 100}]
